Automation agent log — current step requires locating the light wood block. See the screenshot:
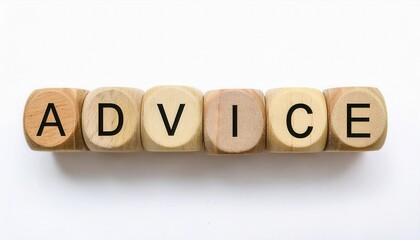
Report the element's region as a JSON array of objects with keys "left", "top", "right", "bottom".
[
  {"left": 324, "top": 87, "right": 387, "bottom": 151},
  {"left": 204, "top": 89, "right": 266, "bottom": 154},
  {"left": 82, "top": 87, "right": 144, "bottom": 152},
  {"left": 141, "top": 86, "right": 203, "bottom": 151},
  {"left": 23, "top": 88, "right": 89, "bottom": 151},
  {"left": 266, "top": 88, "right": 328, "bottom": 152}
]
